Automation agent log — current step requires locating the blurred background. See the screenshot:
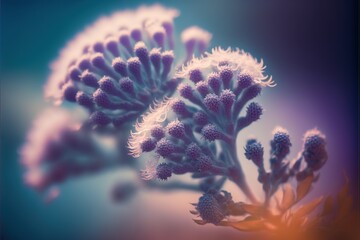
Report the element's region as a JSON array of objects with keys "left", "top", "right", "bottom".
[{"left": 0, "top": 0, "right": 357, "bottom": 239}]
